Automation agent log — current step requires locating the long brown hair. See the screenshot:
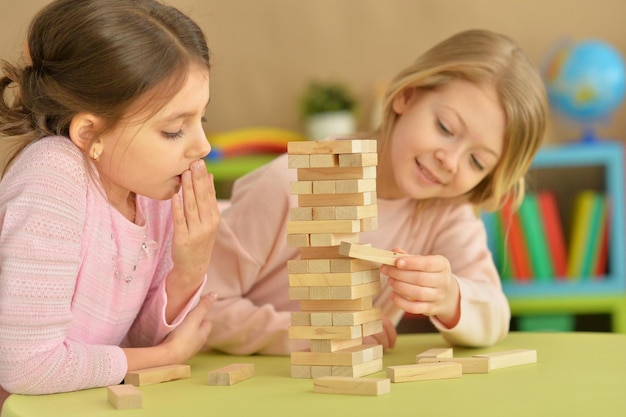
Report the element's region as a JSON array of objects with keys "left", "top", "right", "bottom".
[
  {"left": 378, "top": 29, "right": 547, "bottom": 211},
  {"left": 0, "top": 0, "right": 211, "bottom": 177}
]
